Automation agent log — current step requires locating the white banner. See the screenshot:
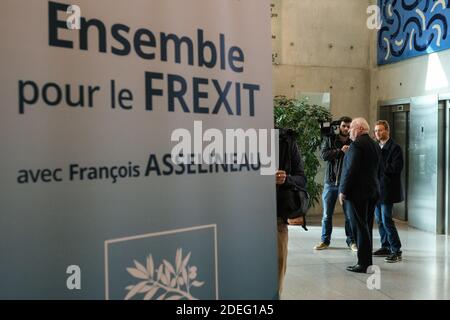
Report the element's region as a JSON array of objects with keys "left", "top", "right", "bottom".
[{"left": 0, "top": 0, "right": 275, "bottom": 299}]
